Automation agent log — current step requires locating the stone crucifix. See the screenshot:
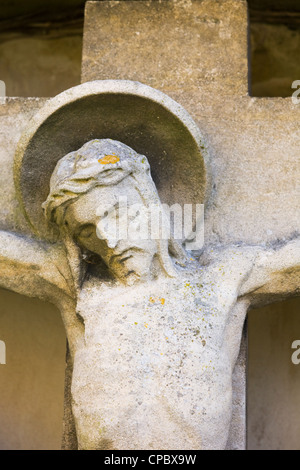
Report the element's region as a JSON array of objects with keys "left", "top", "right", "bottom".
[
  {"left": 0, "top": 0, "right": 299, "bottom": 451},
  {"left": 0, "top": 81, "right": 299, "bottom": 448}
]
